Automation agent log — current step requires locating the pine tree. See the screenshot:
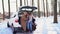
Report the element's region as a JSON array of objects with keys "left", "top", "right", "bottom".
[
  {"left": 32, "top": 0, "right": 34, "bottom": 6},
  {"left": 57, "top": 0, "right": 60, "bottom": 16},
  {"left": 27, "top": 0, "right": 28, "bottom": 6},
  {"left": 46, "top": 0, "right": 48, "bottom": 17},
  {"left": 43, "top": 0, "right": 45, "bottom": 17},
  {"left": 38, "top": 0, "right": 40, "bottom": 18},
  {"left": 20, "top": 0, "right": 22, "bottom": 6},
  {"left": 2, "top": 0, "right": 5, "bottom": 20},
  {"left": 8, "top": 0, "right": 10, "bottom": 18},
  {"left": 24, "top": 0, "right": 26, "bottom": 5},
  {"left": 16, "top": 0, "right": 18, "bottom": 11},
  {"left": 54, "top": 0, "right": 58, "bottom": 23}
]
